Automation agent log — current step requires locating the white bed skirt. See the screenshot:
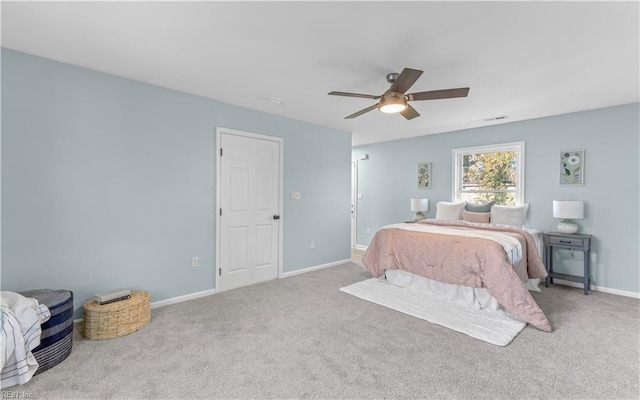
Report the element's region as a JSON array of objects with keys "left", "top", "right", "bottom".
[
  {"left": 384, "top": 269, "right": 500, "bottom": 311},
  {"left": 523, "top": 227, "right": 543, "bottom": 291},
  {"left": 385, "top": 269, "right": 541, "bottom": 313}
]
